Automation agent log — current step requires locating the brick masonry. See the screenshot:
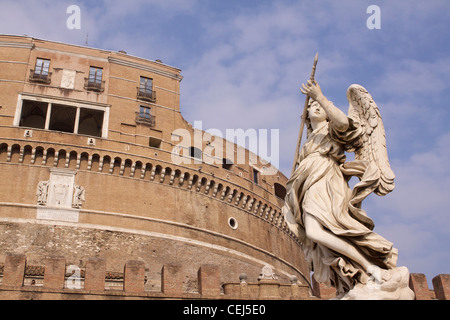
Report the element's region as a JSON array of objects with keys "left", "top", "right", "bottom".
[
  {"left": 124, "top": 260, "right": 146, "bottom": 293},
  {"left": 0, "top": 253, "right": 448, "bottom": 300}
]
